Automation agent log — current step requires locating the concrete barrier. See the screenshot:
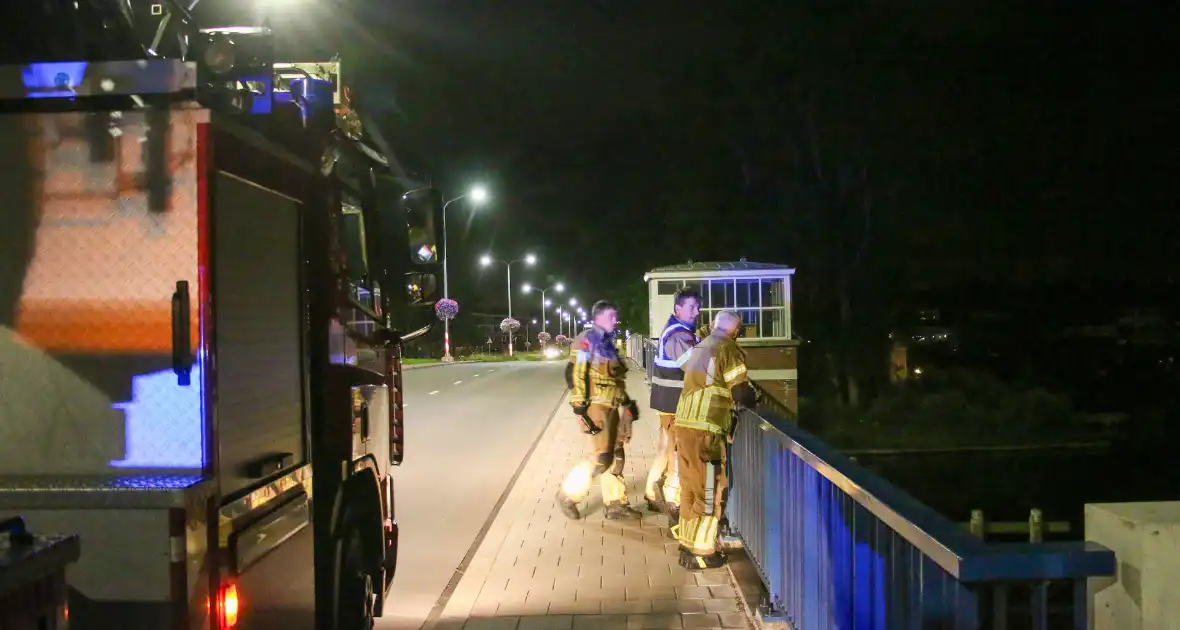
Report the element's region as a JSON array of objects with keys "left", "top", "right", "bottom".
[{"left": 1086, "top": 502, "right": 1180, "bottom": 630}]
